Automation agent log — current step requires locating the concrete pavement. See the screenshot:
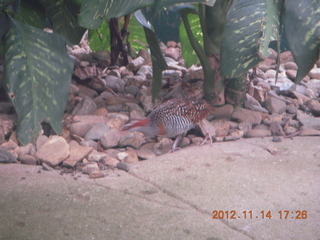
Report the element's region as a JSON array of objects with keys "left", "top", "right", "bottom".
[{"left": 0, "top": 137, "right": 319, "bottom": 240}]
